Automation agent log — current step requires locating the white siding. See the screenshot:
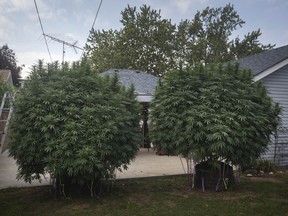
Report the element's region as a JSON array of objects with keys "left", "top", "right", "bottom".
[{"left": 261, "top": 64, "right": 288, "bottom": 166}]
